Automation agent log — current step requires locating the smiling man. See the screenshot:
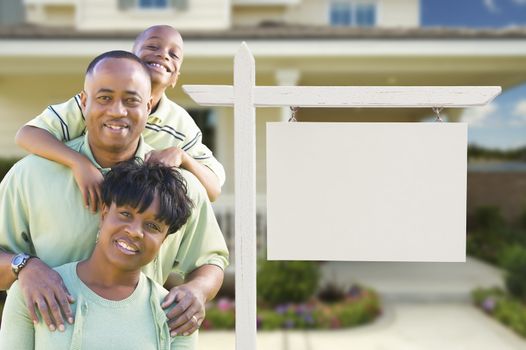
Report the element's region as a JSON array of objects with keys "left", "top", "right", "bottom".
[{"left": 0, "top": 51, "right": 228, "bottom": 340}]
